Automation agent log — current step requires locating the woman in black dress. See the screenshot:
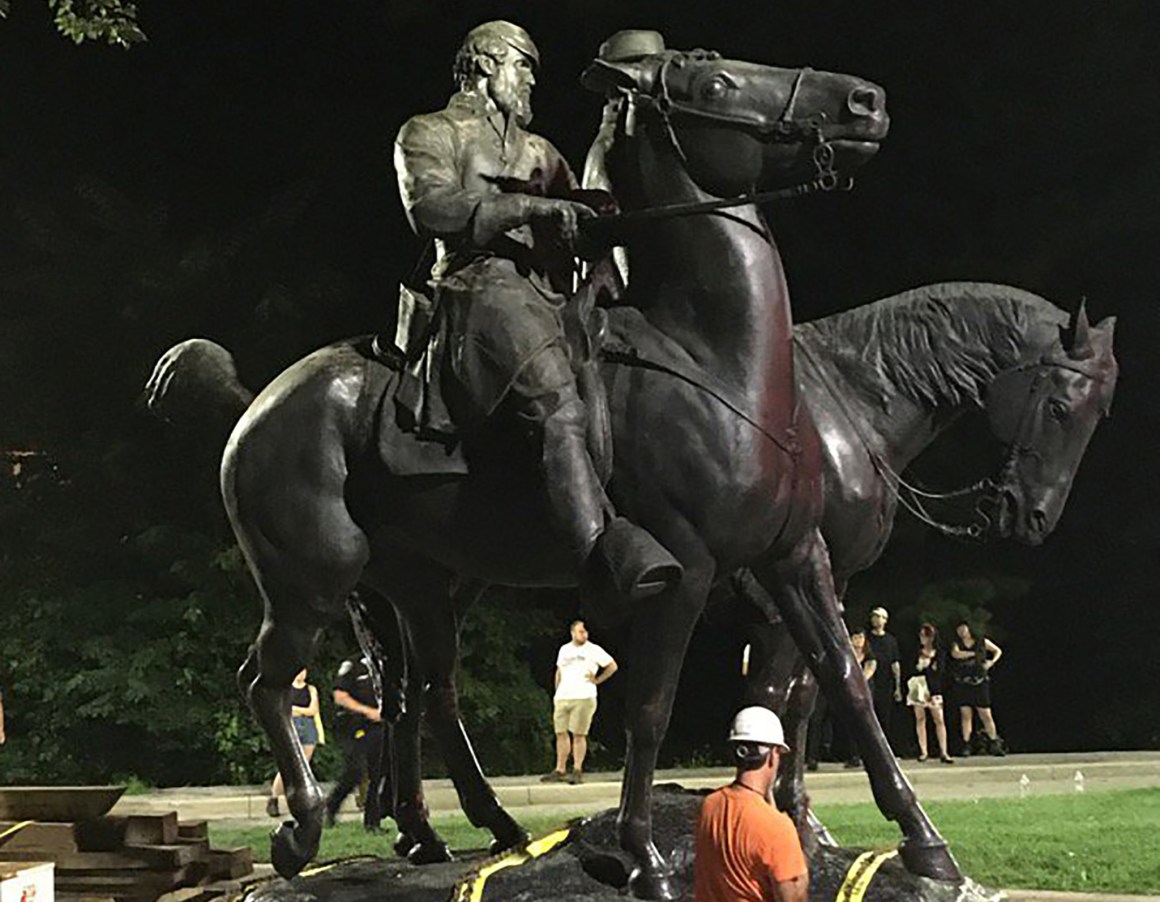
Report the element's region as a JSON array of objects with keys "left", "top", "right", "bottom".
[
  {"left": 950, "top": 622, "right": 1005, "bottom": 756},
  {"left": 908, "top": 623, "right": 953, "bottom": 763}
]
